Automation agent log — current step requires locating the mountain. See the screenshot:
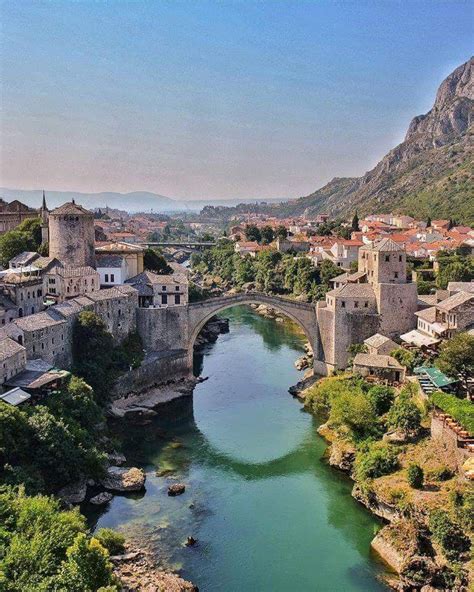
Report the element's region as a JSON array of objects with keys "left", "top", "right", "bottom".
[
  {"left": 0, "top": 187, "right": 287, "bottom": 213},
  {"left": 256, "top": 57, "right": 474, "bottom": 224}
]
